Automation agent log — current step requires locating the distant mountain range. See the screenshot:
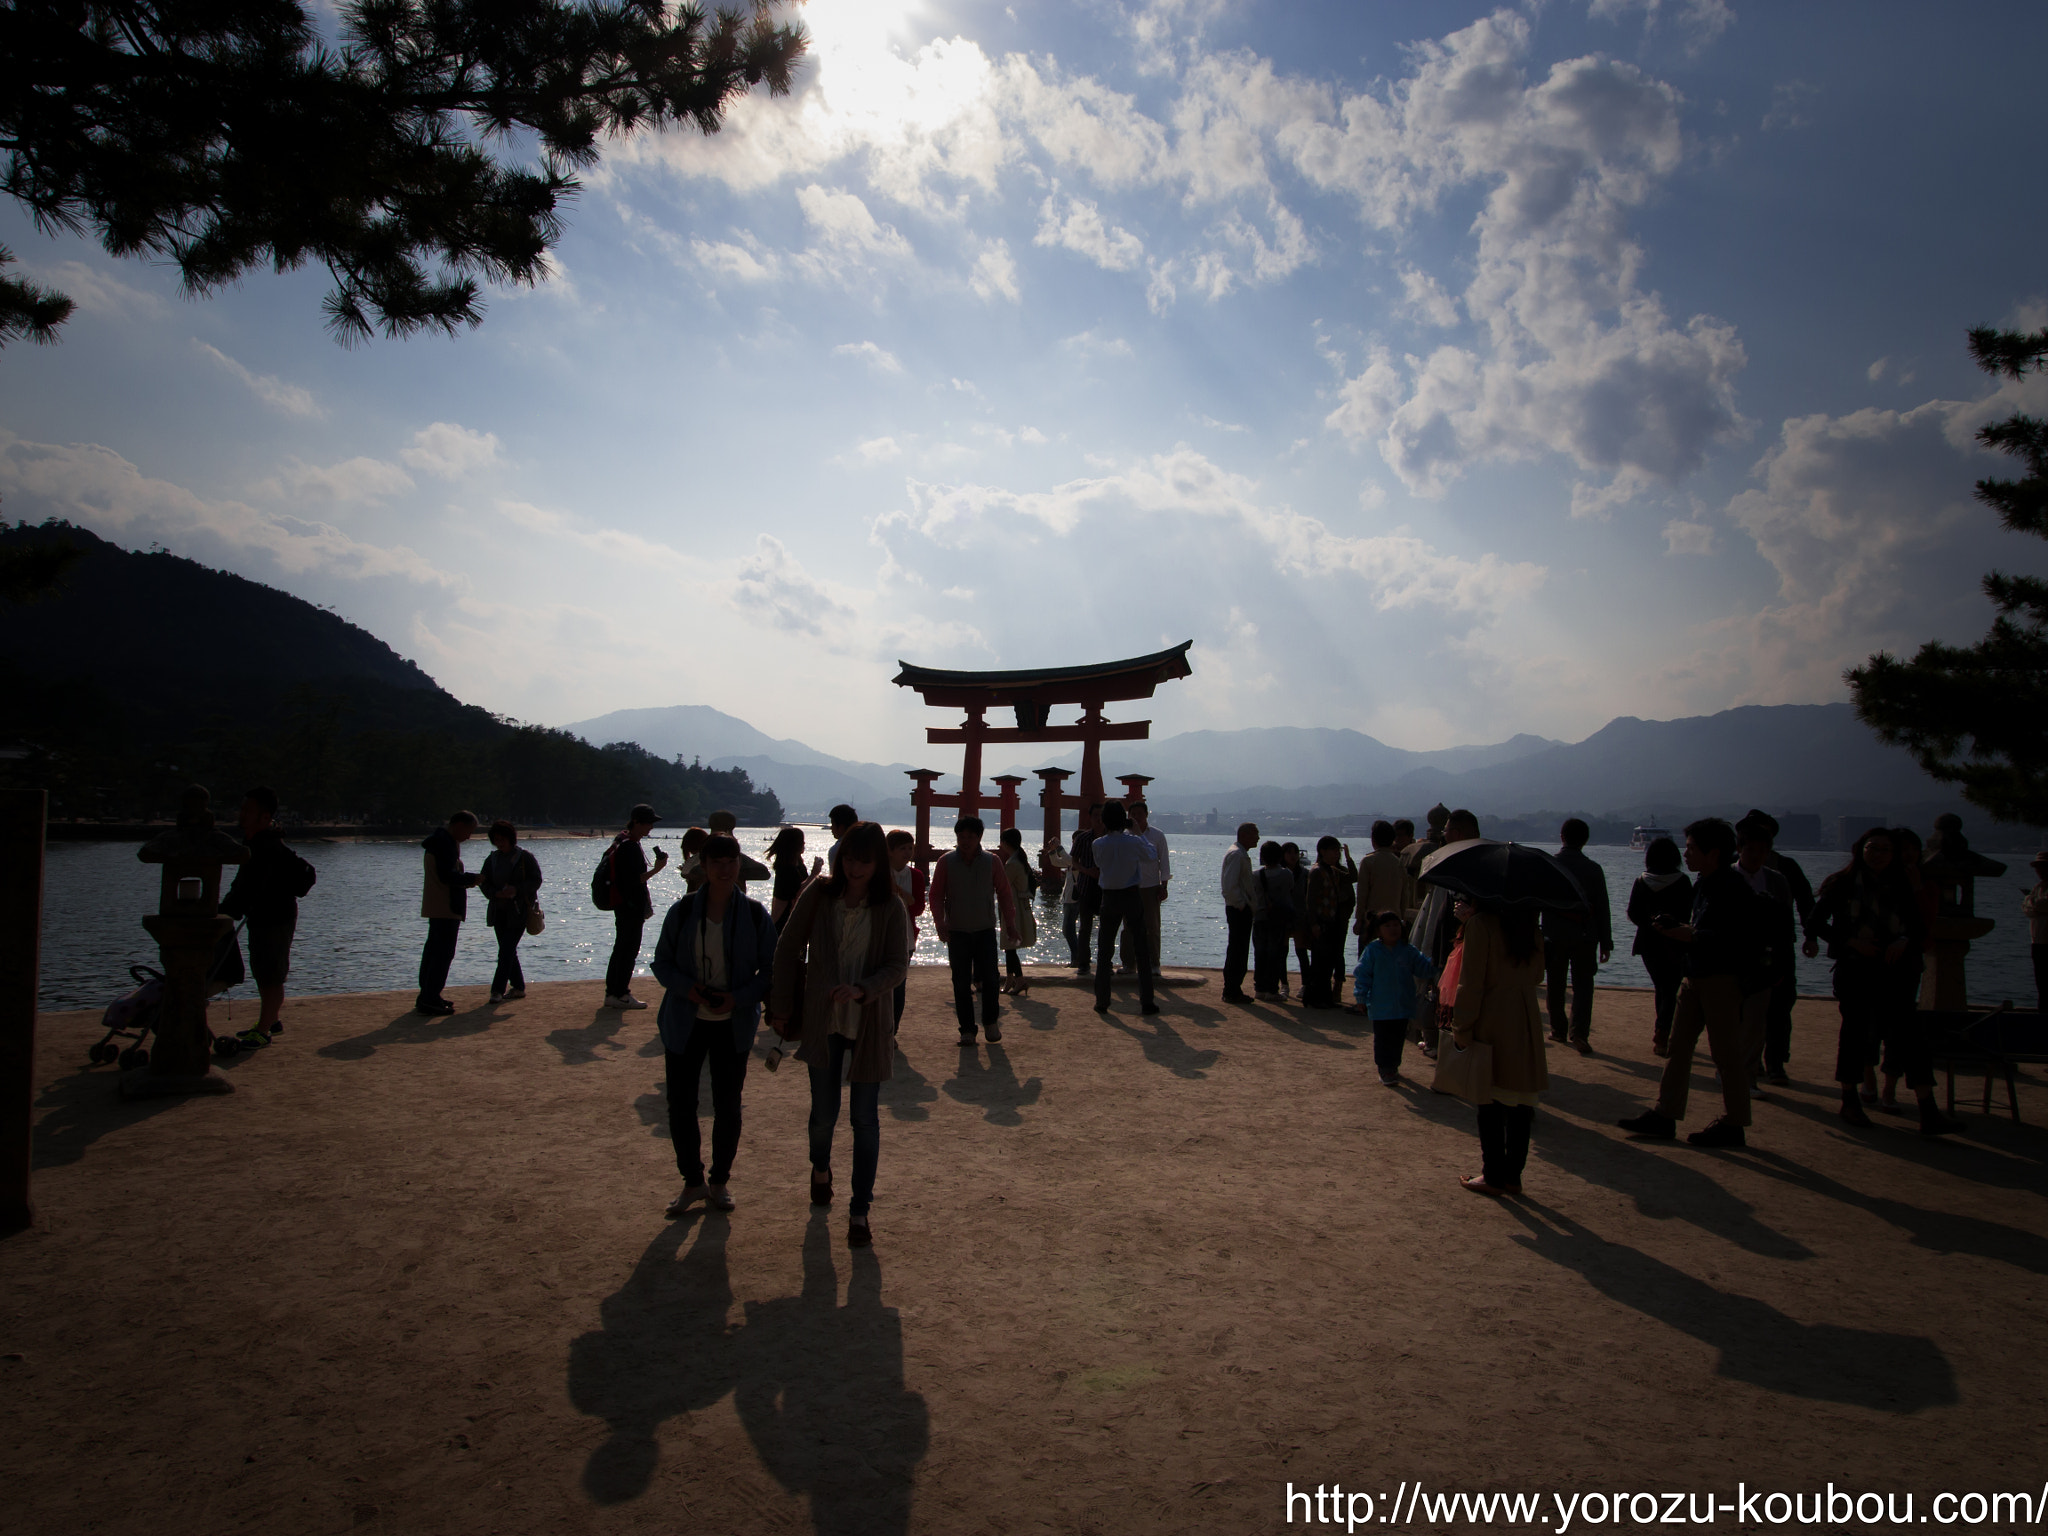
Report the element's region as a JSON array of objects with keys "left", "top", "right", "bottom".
[{"left": 562, "top": 700, "right": 1992, "bottom": 834}]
